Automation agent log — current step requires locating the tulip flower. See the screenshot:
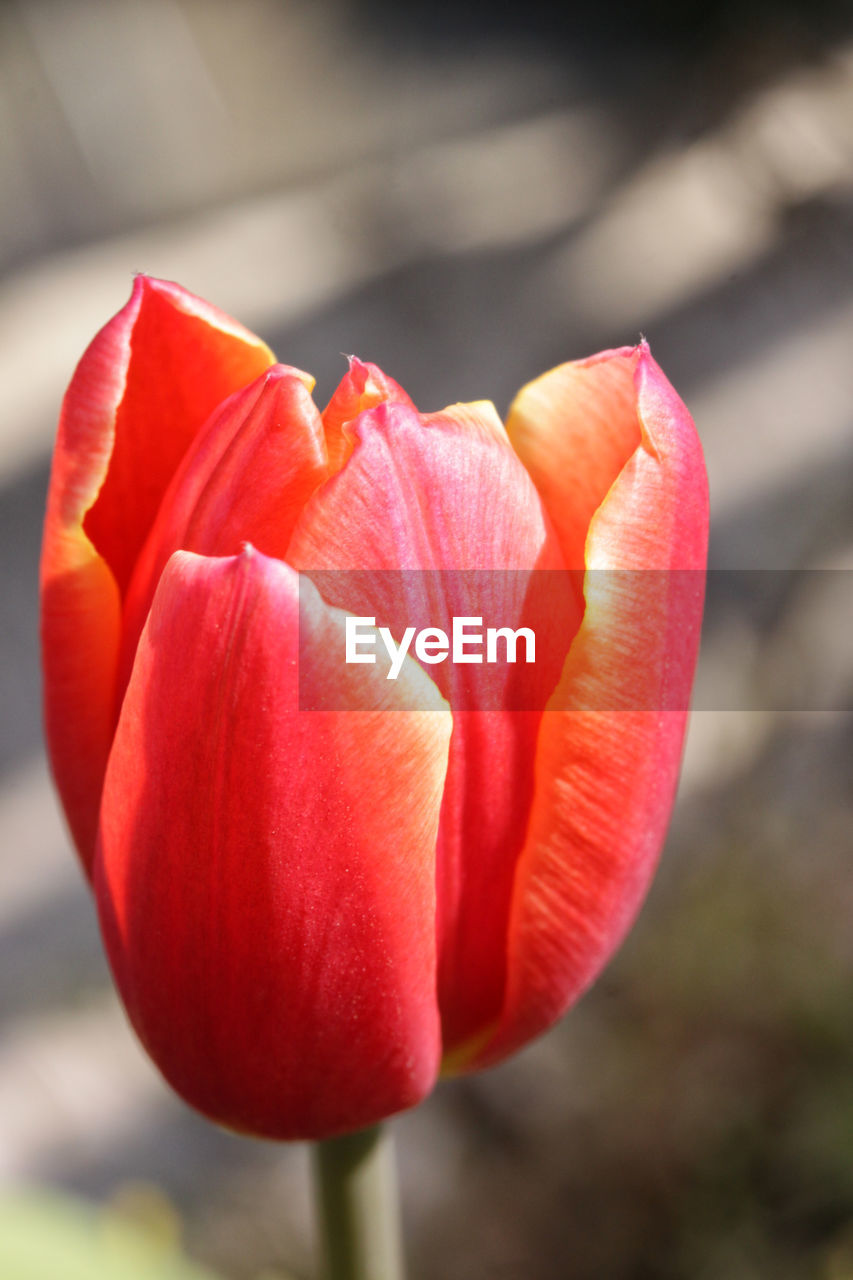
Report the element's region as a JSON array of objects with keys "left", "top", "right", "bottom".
[{"left": 41, "top": 276, "right": 708, "bottom": 1142}]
